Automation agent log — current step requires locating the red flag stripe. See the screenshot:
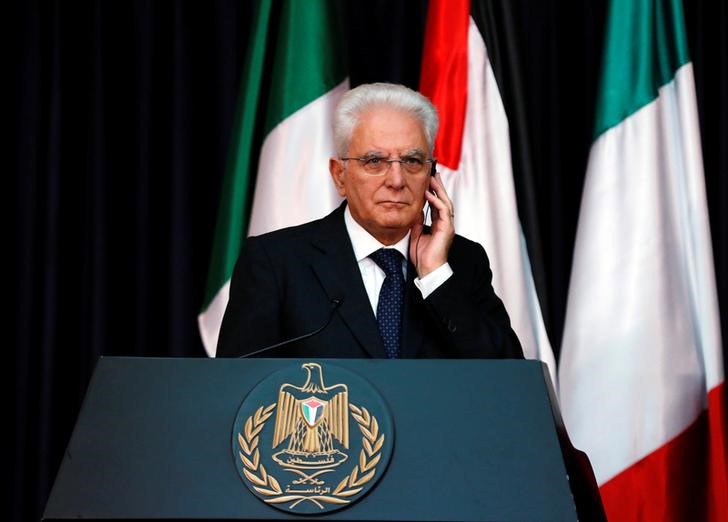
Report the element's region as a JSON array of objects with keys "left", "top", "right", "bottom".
[
  {"left": 707, "top": 383, "right": 728, "bottom": 520},
  {"left": 419, "top": 0, "right": 469, "bottom": 170},
  {"left": 599, "top": 382, "right": 728, "bottom": 521}
]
